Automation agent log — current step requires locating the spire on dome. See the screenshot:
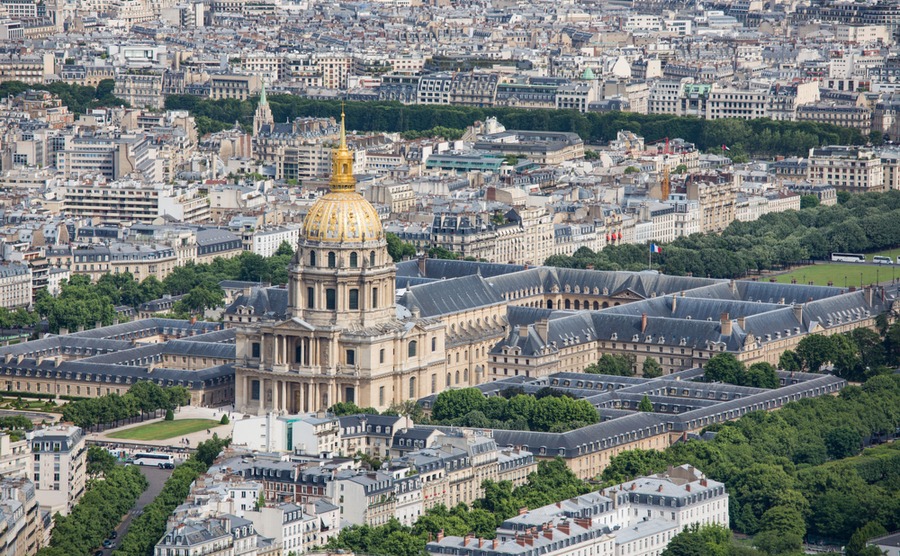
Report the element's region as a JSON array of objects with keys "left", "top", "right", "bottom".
[{"left": 329, "top": 107, "right": 356, "bottom": 192}]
